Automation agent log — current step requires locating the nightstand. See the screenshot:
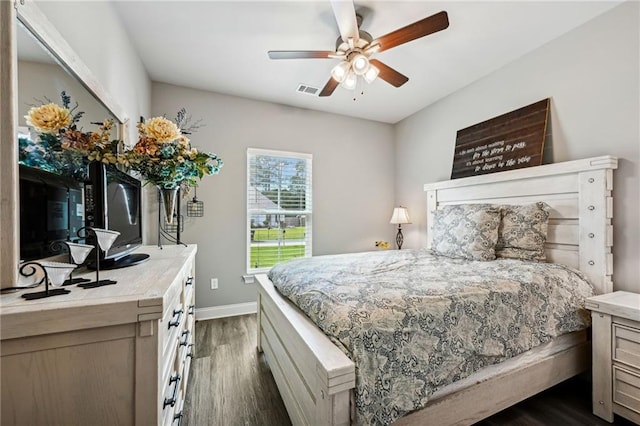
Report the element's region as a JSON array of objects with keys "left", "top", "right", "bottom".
[{"left": 586, "top": 291, "right": 640, "bottom": 424}]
